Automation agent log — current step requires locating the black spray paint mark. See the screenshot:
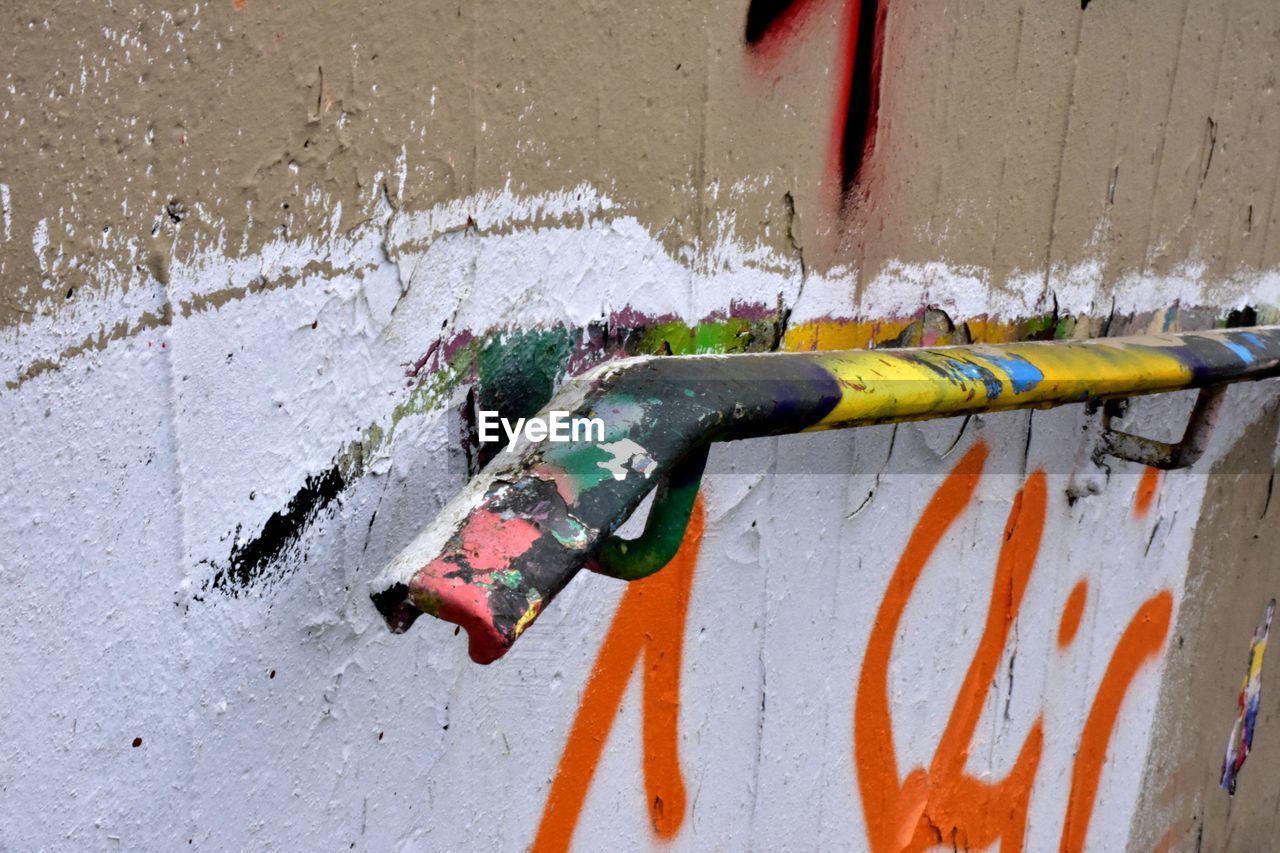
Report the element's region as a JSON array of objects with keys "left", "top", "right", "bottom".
[
  {"left": 842, "top": 0, "right": 884, "bottom": 195},
  {"left": 745, "top": 0, "right": 886, "bottom": 197},
  {"left": 744, "top": 0, "right": 799, "bottom": 44},
  {"left": 206, "top": 464, "right": 346, "bottom": 594}
]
